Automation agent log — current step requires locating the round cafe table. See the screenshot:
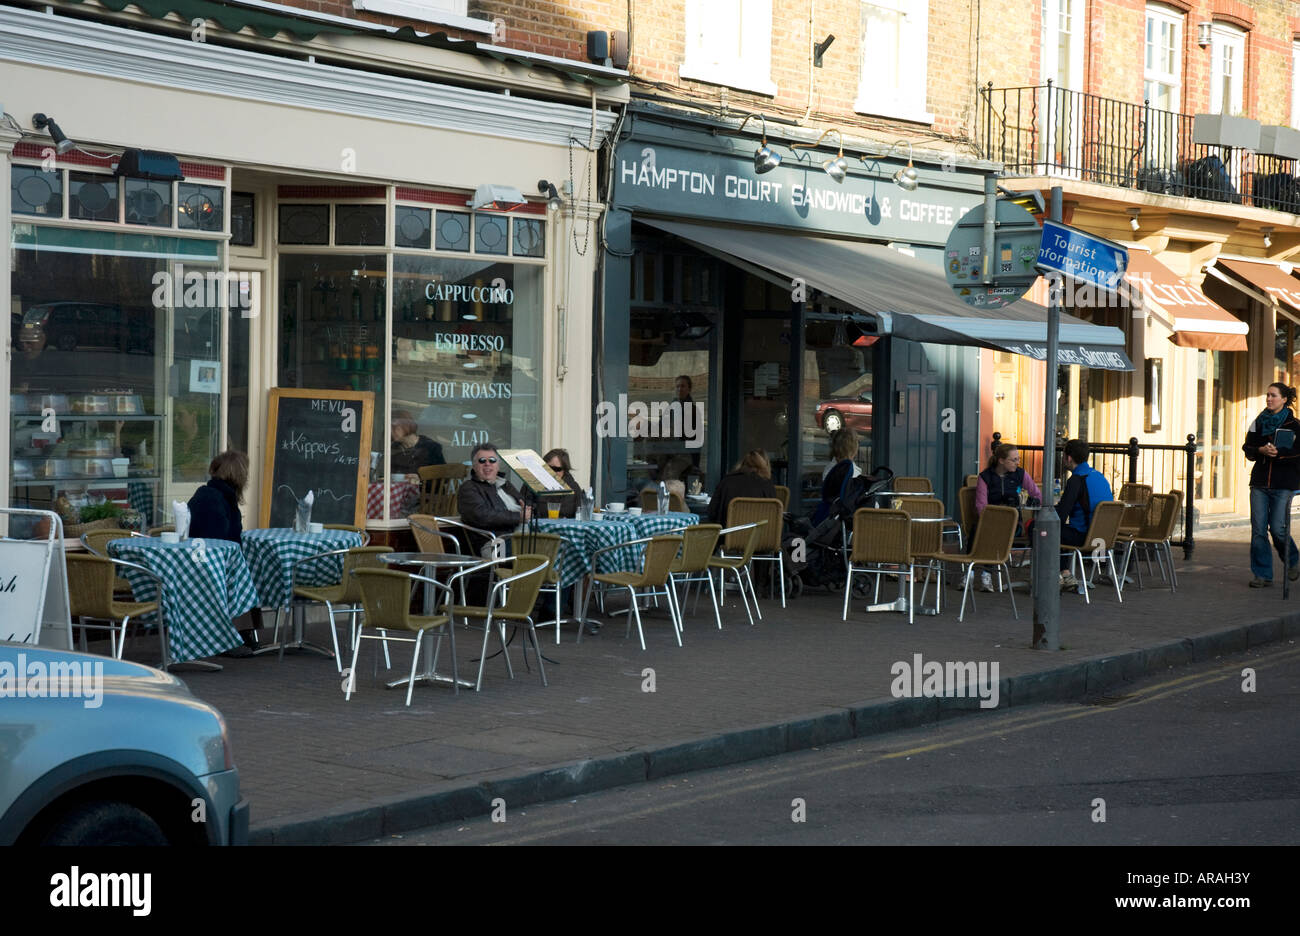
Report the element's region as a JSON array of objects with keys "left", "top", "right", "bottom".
[{"left": 379, "top": 552, "right": 483, "bottom": 691}]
